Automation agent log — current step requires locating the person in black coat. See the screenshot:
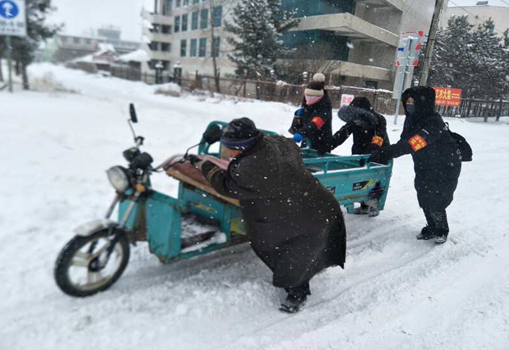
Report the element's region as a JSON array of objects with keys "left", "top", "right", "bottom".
[
  {"left": 330, "top": 97, "right": 390, "bottom": 154},
  {"left": 194, "top": 118, "right": 346, "bottom": 313},
  {"left": 289, "top": 73, "right": 333, "bottom": 155},
  {"left": 330, "top": 97, "right": 390, "bottom": 217},
  {"left": 369, "top": 86, "right": 462, "bottom": 244}
]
